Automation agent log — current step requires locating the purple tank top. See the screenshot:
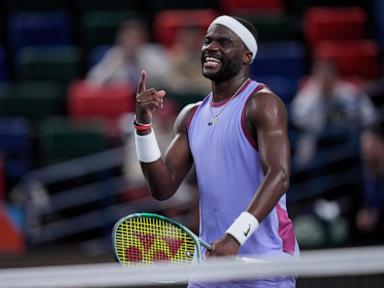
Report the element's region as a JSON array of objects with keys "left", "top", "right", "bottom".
[{"left": 188, "top": 79, "right": 297, "bottom": 259}]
